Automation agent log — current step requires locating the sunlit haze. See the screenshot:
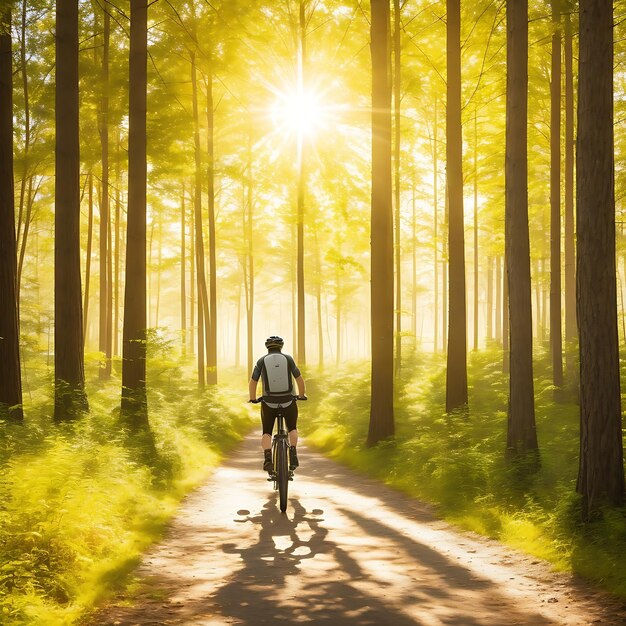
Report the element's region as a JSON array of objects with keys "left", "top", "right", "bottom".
[{"left": 271, "top": 86, "right": 328, "bottom": 139}]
